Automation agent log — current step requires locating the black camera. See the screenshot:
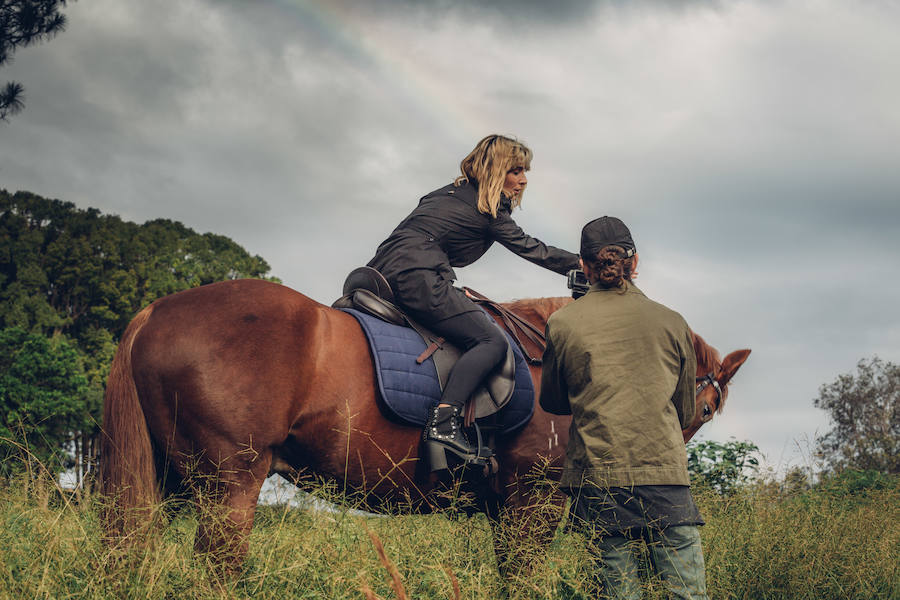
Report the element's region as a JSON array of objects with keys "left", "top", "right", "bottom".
[{"left": 566, "top": 269, "right": 589, "bottom": 299}]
